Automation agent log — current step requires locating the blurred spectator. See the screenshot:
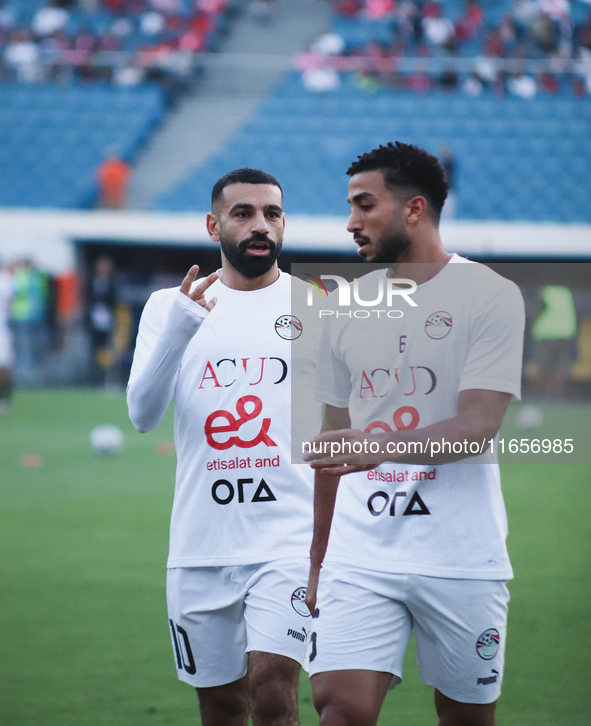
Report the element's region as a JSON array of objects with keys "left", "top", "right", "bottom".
[
  {"left": 531, "top": 285, "right": 577, "bottom": 398},
  {"left": 140, "top": 10, "right": 166, "bottom": 37},
  {"left": 96, "top": 151, "right": 131, "bottom": 209},
  {"left": 298, "top": 28, "right": 347, "bottom": 91},
  {"left": 32, "top": 1, "right": 70, "bottom": 37},
  {"left": 483, "top": 27, "right": 506, "bottom": 57},
  {"left": 114, "top": 60, "right": 145, "bottom": 86},
  {"left": 110, "top": 15, "right": 133, "bottom": 38},
  {"left": 575, "top": 14, "right": 591, "bottom": 52},
  {"left": 303, "top": 64, "right": 341, "bottom": 92},
  {"left": 511, "top": 0, "right": 540, "bottom": 33},
  {"left": 88, "top": 256, "right": 118, "bottom": 386},
  {"left": 334, "top": 0, "right": 363, "bottom": 16},
  {"left": 249, "top": 0, "right": 275, "bottom": 24},
  {"left": 473, "top": 55, "right": 498, "bottom": 87},
  {"left": 311, "top": 31, "right": 346, "bottom": 56},
  {"left": 538, "top": 70, "right": 559, "bottom": 93},
  {"left": 352, "top": 68, "right": 383, "bottom": 92},
  {"left": 52, "top": 269, "right": 79, "bottom": 354},
  {"left": 406, "top": 68, "right": 434, "bottom": 93},
  {"left": 507, "top": 70, "right": 537, "bottom": 97},
  {"left": 4, "top": 29, "right": 42, "bottom": 82},
  {"left": 328, "top": 0, "right": 591, "bottom": 97},
  {"left": 364, "top": 0, "right": 395, "bottom": 19},
  {"left": 455, "top": 0, "right": 484, "bottom": 42},
  {"left": 0, "top": 1, "right": 16, "bottom": 32},
  {"left": 498, "top": 16, "right": 518, "bottom": 54},
  {"left": 422, "top": 1, "right": 456, "bottom": 50},
  {"left": 10, "top": 260, "right": 50, "bottom": 386},
  {"left": 0, "top": 0, "right": 236, "bottom": 93},
  {"left": 0, "top": 263, "right": 15, "bottom": 412},
  {"left": 439, "top": 68, "right": 460, "bottom": 90},
  {"left": 539, "top": 0, "right": 570, "bottom": 24},
  {"left": 0, "top": 0, "right": 588, "bottom": 96},
  {"left": 463, "top": 70, "right": 485, "bottom": 95}
]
